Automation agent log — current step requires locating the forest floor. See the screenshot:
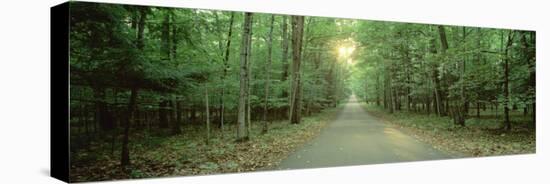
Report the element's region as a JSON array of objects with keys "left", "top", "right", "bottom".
[
  {"left": 69, "top": 106, "right": 342, "bottom": 182},
  {"left": 362, "top": 104, "right": 536, "bottom": 157}
]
